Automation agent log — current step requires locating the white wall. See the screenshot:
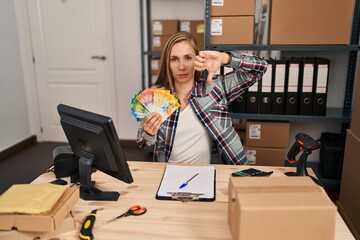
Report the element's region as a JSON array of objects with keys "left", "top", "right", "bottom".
[
  {"left": 0, "top": 0, "right": 32, "bottom": 151},
  {"left": 111, "top": 1, "right": 142, "bottom": 140}
]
